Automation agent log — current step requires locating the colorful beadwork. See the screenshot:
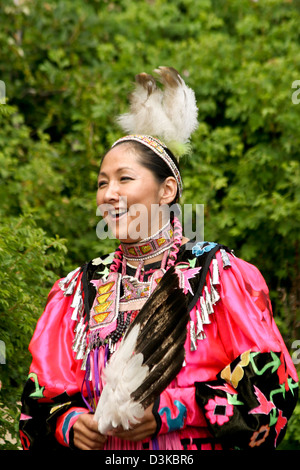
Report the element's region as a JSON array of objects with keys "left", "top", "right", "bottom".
[
  {"left": 122, "top": 224, "right": 174, "bottom": 260},
  {"left": 122, "top": 276, "right": 150, "bottom": 301},
  {"left": 121, "top": 224, "right": 174, "bottom": 260},
  {"left": 89, "top": 273, "right": 121, "bottom": 330}
]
